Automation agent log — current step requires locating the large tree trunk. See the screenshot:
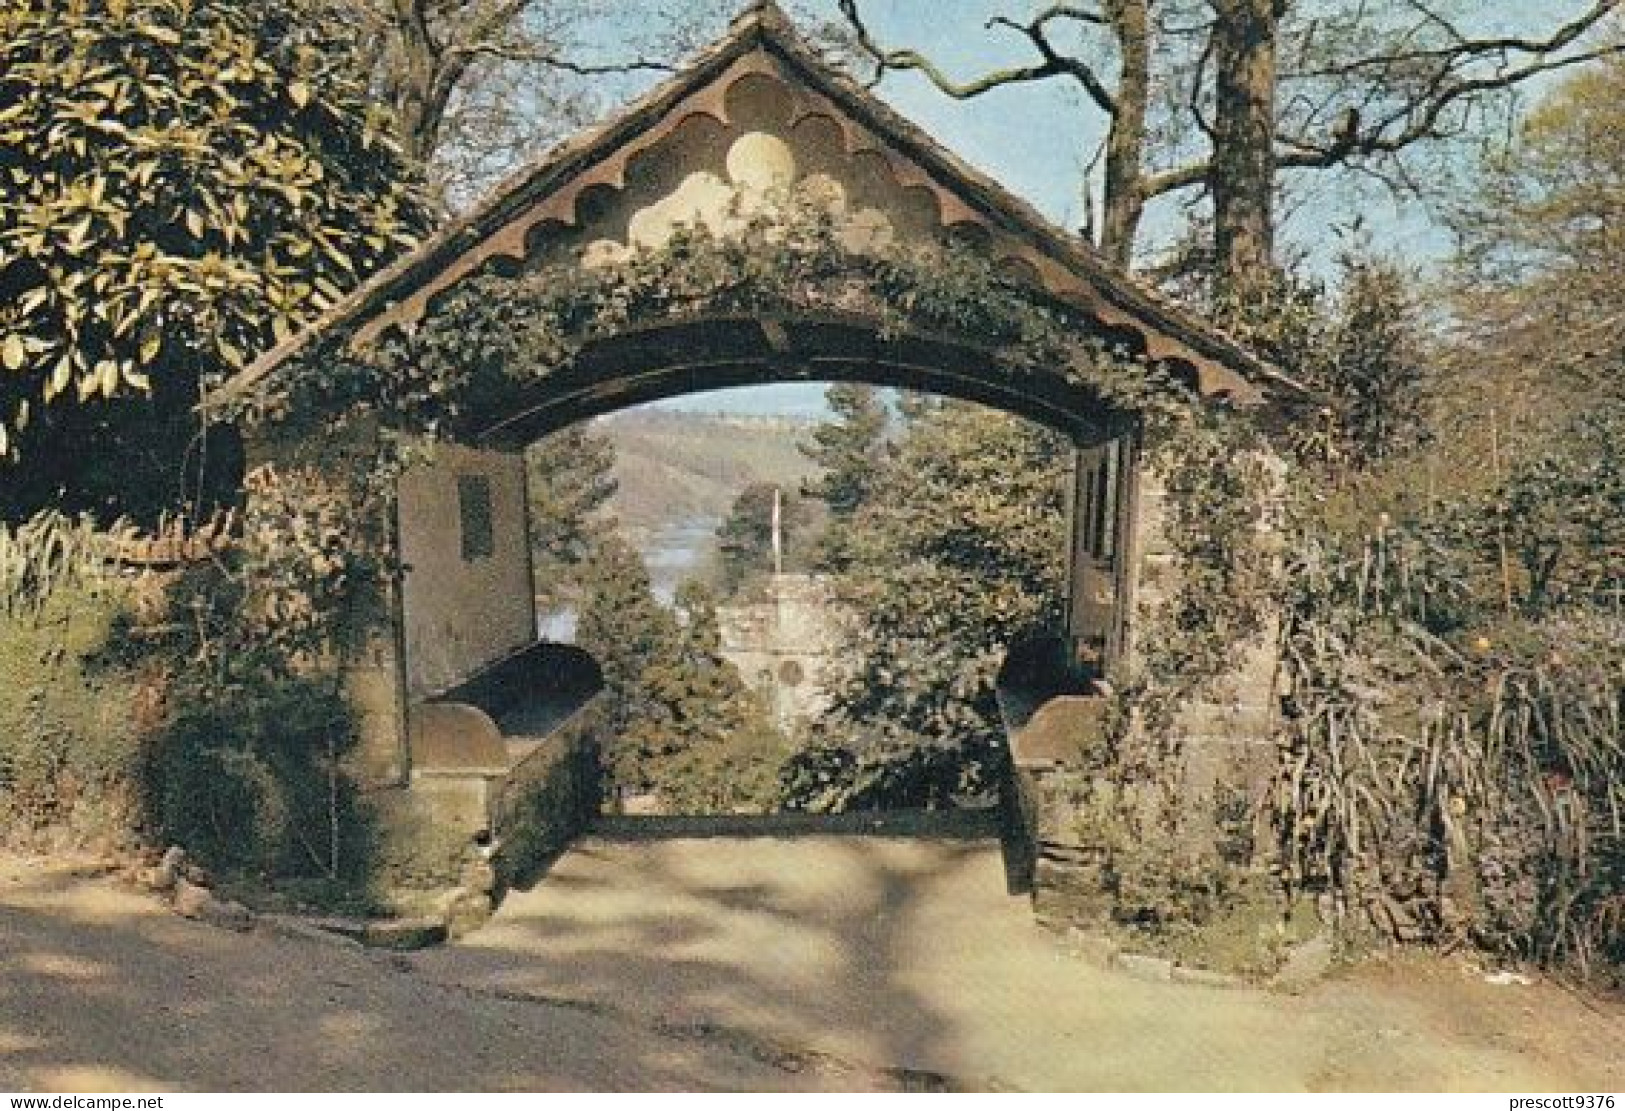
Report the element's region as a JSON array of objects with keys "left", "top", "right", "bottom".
[
  {"left": 1209, "top": 0, "right": 1282, "bottom": 297},
  {"left": 1098, "top": 0, "right": 1151, "bottom": 268},
  {"left": 378, "top": 0, "right": 457, "bottom": 165}
]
